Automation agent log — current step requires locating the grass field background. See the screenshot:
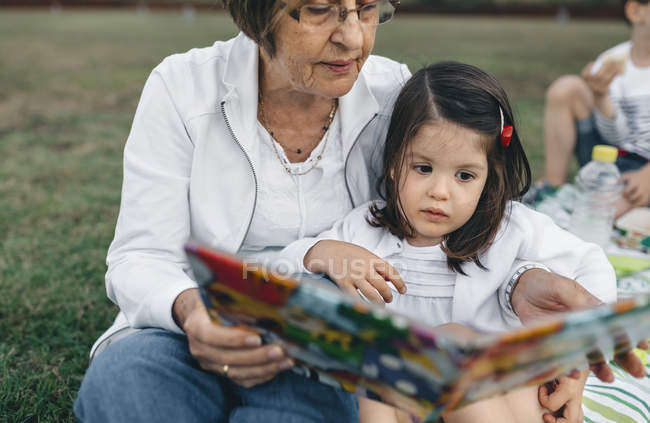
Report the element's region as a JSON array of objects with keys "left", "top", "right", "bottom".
[{"left": 0, "top": 10, "right": 629, "bottom": 421}]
